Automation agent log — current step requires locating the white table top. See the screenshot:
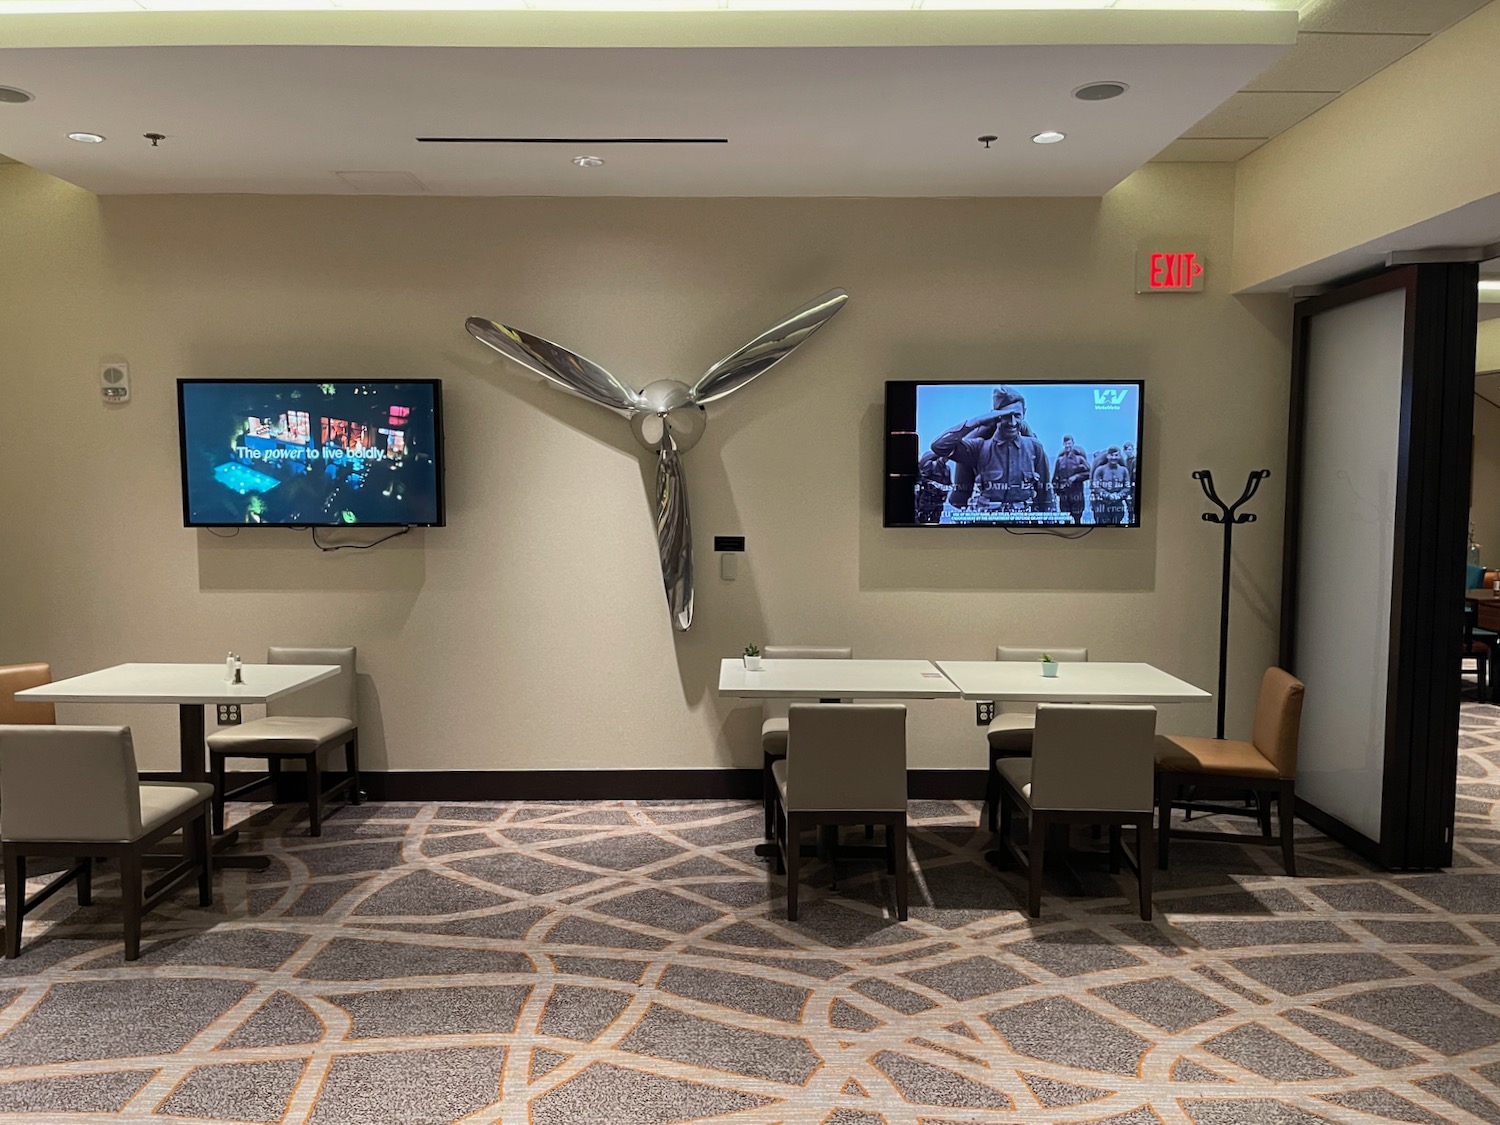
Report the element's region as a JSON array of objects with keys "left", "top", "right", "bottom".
[
  {"left": 718, "top": 658, "right": 962, "bottom": 700},
  {"left": 15, "top": 662, "right": 340, "bottom": 706},
  {"left": 935, "top": 660, "right": 1211, "bottom": 703}
]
